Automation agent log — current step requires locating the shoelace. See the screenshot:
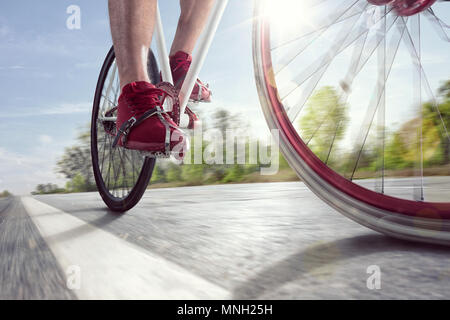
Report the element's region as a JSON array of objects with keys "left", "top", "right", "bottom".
[
  {"left": 171, "top": 57, "right": 191, "bottom": 74},
  {"left": 172, "top": 57, "right": 209, "bottom": 89},
  {"left": 125, "top": 88, "right": 166, "bottom": 118}
]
